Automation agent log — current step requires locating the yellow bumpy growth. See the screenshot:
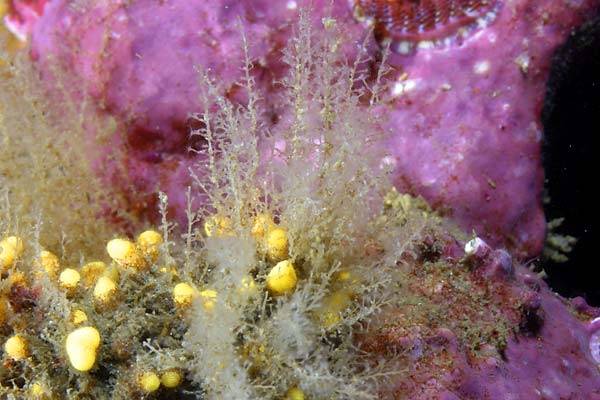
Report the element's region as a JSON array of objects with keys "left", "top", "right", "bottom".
[
  {"left": 139, "top": 371, "right": 161, "bottom": 392},
  {"left": 4, "top": 334, "right": 29, "bottom": 360},
  {"left": 204, "top": 215, "right": 235, "bottom": 237},
  {"left": 93, "top": 276, "right": 118, "bottom": 309},
  {"left": 71, "top": 310, "right": 88, "bottom": 325},
  {"left": 65, "top": 327, "right": 101, "bottom": 371},
  {"left": 199, "top": 289, "right": 218, "bottom": 310},
  {"left": 80, "top": 261, "right": 107, "bottom": 288},
  {"left": 0, "top": 236, "right": 24, "bottom": 273},
  {"left": 161, "top": 370, "right": 182, "bottom": 388},
  {"left": 106, "top": 238, "right": 146, "bottom": 270},
  {"left": 319, "top": 290, "right": 352, "bottom": 328},
  {"left": 59, "top": 268, "right": 81, "bottom": 291},
  {"left": 136, "top": 230, "right": 163, "bottom": 261},
  {"left": 251, "top": 213, "right": 277, "bottom": 239},
  {"left": 286, "top": 387, "right": 305, "bottom": 400},
  {"left": 266, "top": 228, "right": 289, "bottom": 262},
  {"left": 173, "top": 282, "right": 195, "bottom": 308},
  {"left": 266, "top": 260, "right": 297, "bottom": 296},
  {"left": 35, "top": 250, "right": 60, "bottom": 278}
]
